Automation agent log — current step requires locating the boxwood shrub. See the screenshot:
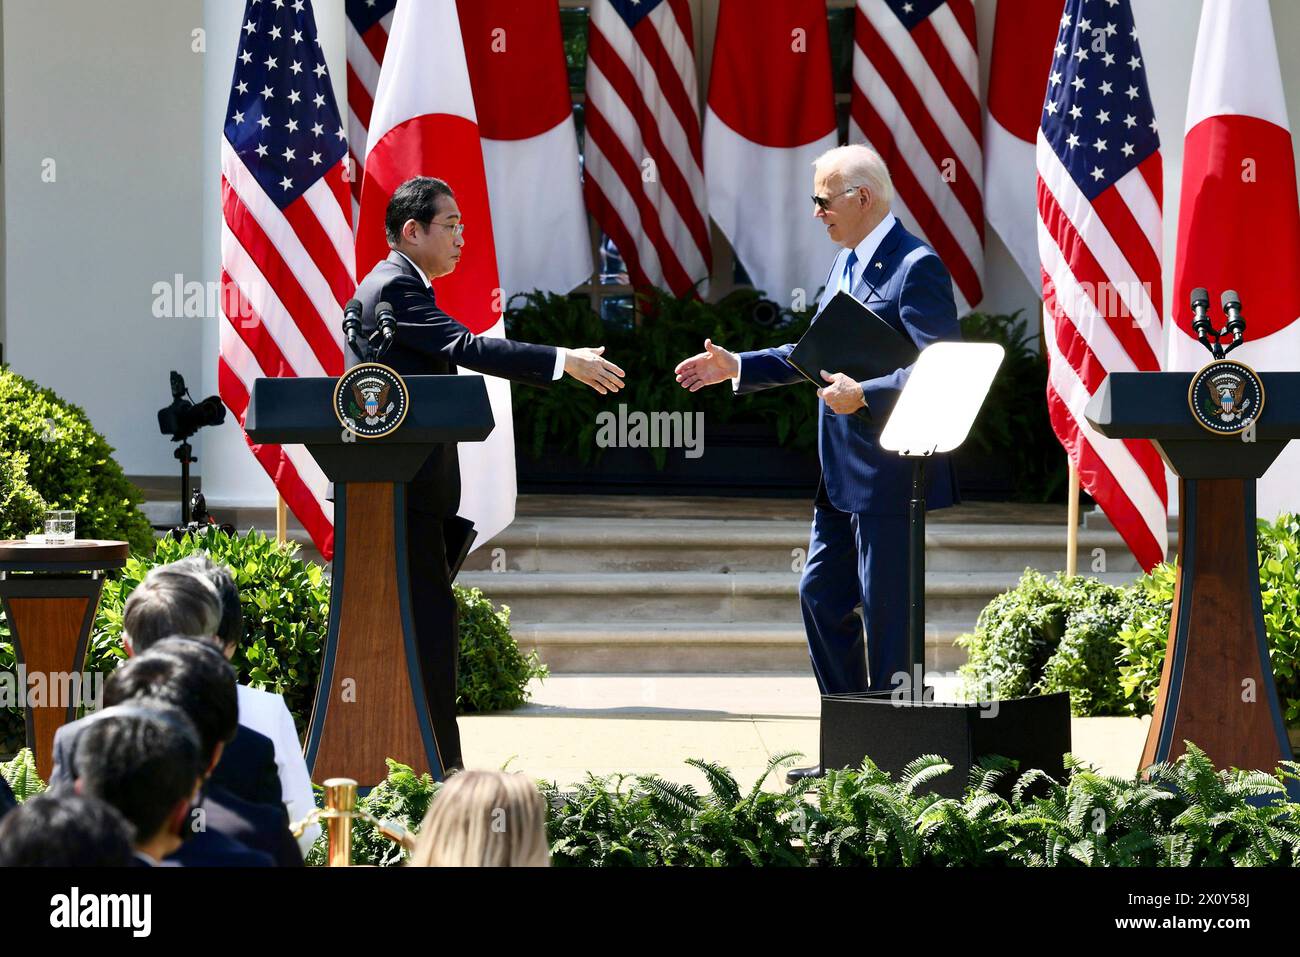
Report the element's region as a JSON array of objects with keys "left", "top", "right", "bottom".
[
  {"left": 0, "top": 367, "right": 154, "bottom": 552},
  {"left": 0, "top": 450, "right": 47, "bottom": 541},
  {"left": 959, "top": 514, "right": 1300, "bottom": 721}
]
